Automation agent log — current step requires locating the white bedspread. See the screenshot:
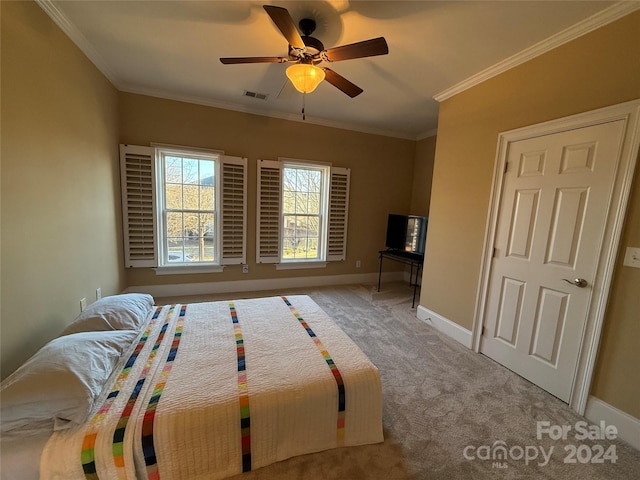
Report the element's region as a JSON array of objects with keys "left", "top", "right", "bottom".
[
  {"left": 40, "top": 295, "right": 383, "bottom": 479},
  {"left": 1, "top": 422, "right": 52, "bottom": 480}
]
